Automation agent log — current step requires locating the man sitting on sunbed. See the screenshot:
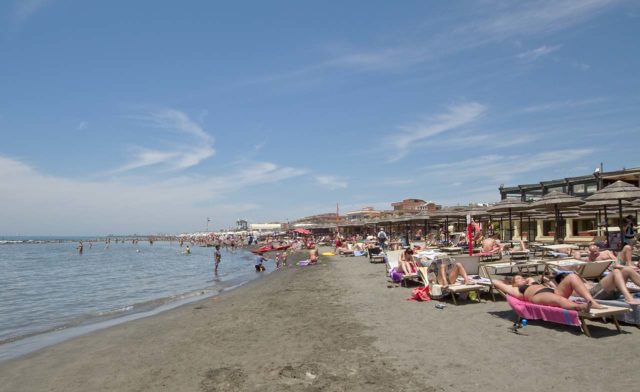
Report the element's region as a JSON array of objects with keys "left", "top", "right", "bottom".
[{"left": 578, "top": 244, "right": 635, "bottom": 268}]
